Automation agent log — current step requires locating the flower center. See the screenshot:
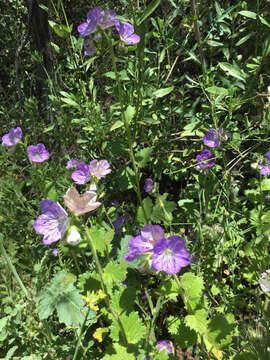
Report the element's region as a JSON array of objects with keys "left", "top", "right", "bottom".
[{"left": 164, "top": 248, "right": 173, "bottom": 256}]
